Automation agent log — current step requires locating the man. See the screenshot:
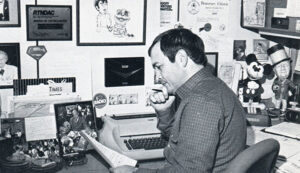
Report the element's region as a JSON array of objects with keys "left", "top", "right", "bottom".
[
  {"left": 69, "top": 109, "right": 87, "bottom": 131},
  {"left": 111, "top": 28, "right": 247, "bottom": 173},
  {"left": 0, "top": 50, "right": 18, "bottom": 86}
]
